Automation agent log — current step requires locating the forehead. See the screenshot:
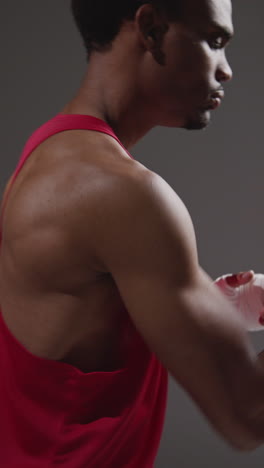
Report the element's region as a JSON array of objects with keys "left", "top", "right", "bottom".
[{"left": 182, "top": 0, "right": 233, "bottom": 33}]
